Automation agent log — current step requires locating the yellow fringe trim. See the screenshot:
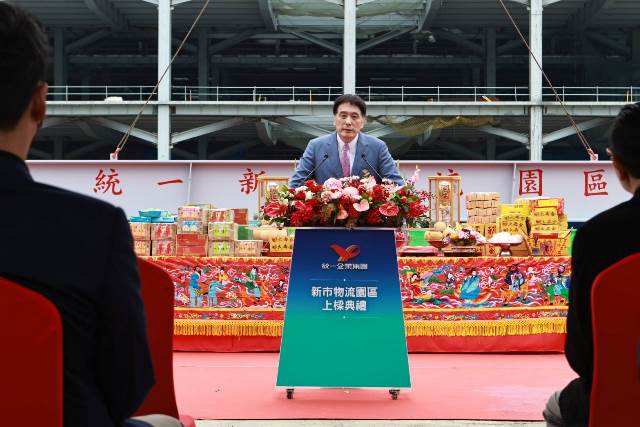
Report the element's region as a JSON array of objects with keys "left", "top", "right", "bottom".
[
  {"left": 174, "top": 318, "right": 566, "bottom": 337},
  {"left": 174, "top": 320, "right": 283, "bottom": 337}
]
